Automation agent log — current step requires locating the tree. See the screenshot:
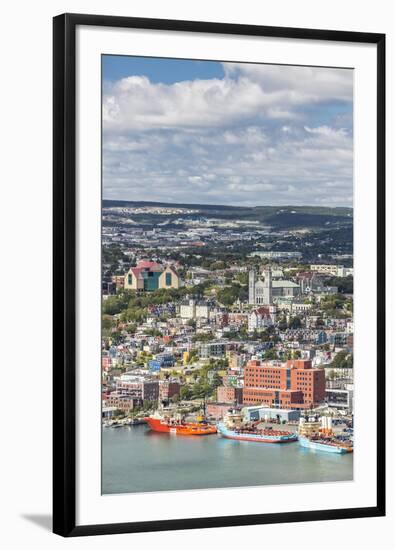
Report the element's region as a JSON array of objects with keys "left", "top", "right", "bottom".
[
  {"left": 143, "top": 400, "right": 156, "bottom": 411},
  {"left": 234, "top": 272, "right": 249, "bottom": 285},
  {"left": 217, "top": 283, "right": 248, "bottom": 306},
  {"left": 210, "top": 260, "right": 226, "bottom": 270},
  {"left": 263, "top": 348, "right": 278, "bottom": 360},
  {"left": 211, "top": 372, "right": 223, "bottom": 388},
  {"left": 187, "top": 350, "right": 198, "bottom": 364},
  {"left": 324, "top": 275, "right": 353, "bottom": 294},
  {"left": 288, "top": 316, "right": 302, "bottom": 329},
  {"left": 102, "top": 315, "right": 114, "bottom": 337},
  {"left": 345, "top": 298, "right": 353, "bottom": 313},
  {"left": 109, "top": 331, "right": 123, "bottom": 345},
  {"left": 330, "top": 350, "right": 353, "bottom": 369},
  {"left": 320, "top": 294, "right": 348, "bottom": 318},
  {"left": 277, "top": 314, "right": 288, "bottom": 330},
  {"left": 191, "top": 382, "right": 212, "bottom": 399},
  {"left": 180, "top": 386, "right": 193, "bottom": 400},
  {"left": 170, "top": 394, "right": 180, "bottom": 403},
  {"left": 327, "top": 370, "right": 338, "bottom": 380}
]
